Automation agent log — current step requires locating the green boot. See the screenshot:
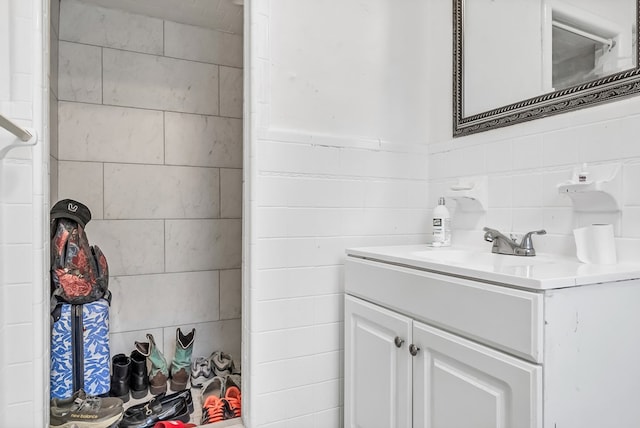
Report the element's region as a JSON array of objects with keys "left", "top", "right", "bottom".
[
  {"left": 135, "top": 333, "right": 169, "bottom": 395},
  {"left": 170, "top": 328, "right": 196, "bottom": 391}
]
